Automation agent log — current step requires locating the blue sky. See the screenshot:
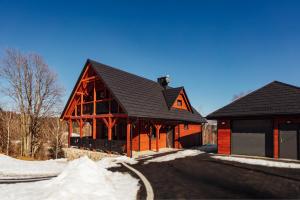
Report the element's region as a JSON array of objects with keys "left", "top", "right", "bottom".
[{"left": 0, "top": 0, "right": 300, "bottom": 116}]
